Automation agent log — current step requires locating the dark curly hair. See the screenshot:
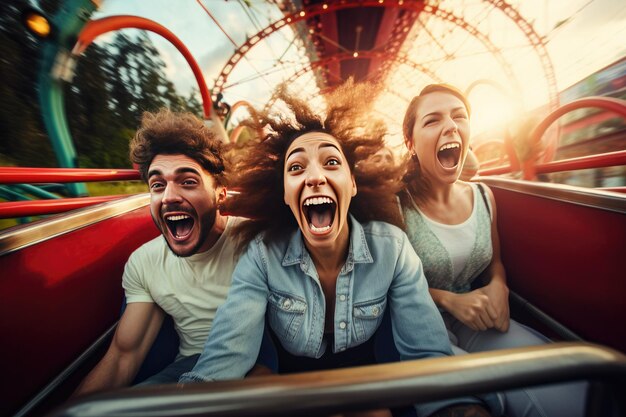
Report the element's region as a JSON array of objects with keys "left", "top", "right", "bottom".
[
  {"left": 222, "top": 80, "right": 406, "bottom": 247},
  {"left": 130, "top": 108, "right": 225, "bottom": 184}
]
